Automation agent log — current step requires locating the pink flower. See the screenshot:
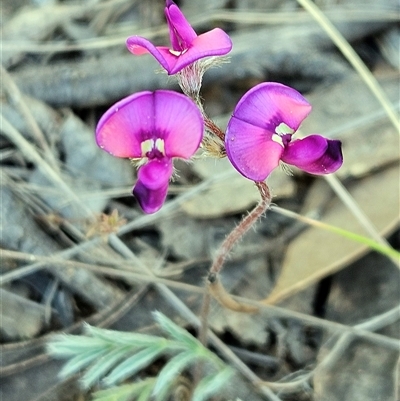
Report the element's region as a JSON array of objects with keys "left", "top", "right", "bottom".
[
  {"left": 225, "top": 83, "right": 343, "bottom": 181},
  {"left": 126, "top": 0, "right": 232, "bottom": 75},
  {"left": 96, "top": 90, "right": 203, "bottom": 213}
]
